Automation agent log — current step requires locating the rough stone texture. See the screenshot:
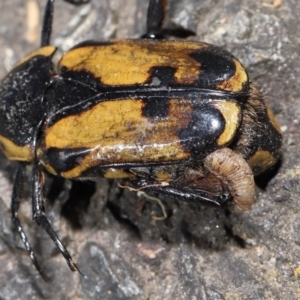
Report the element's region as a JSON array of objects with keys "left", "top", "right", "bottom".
[{"left": 0, "top": 0, "right": 299, "bottom": 299}]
